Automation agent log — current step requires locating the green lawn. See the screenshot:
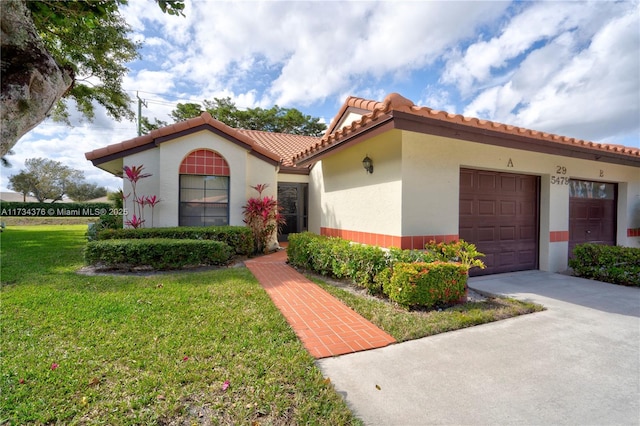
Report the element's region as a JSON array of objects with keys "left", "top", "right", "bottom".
[
  {"left": 0, "top": 226, "right": 359, "bottom": 425},
  {"left": 312, "top": 277, "right": 544, "bottom": 342}
]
